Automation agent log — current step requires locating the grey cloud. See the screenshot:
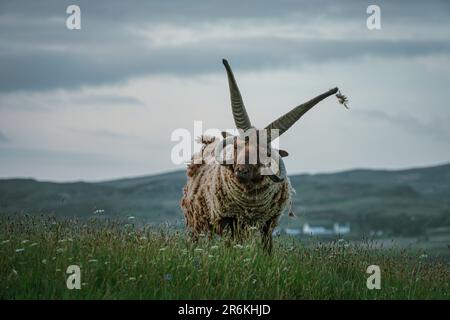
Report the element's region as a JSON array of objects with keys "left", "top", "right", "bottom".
[
  {"left": 0, "top": 130, "right": 9, "bottom": 142},
  {"left": 73, "top": 94, "right": 144, "bottom": 107},
  {"left": 2, "top": 37, "right": 449, "bottom": 92},
  {"left": 1, "top": 0, "right": 450, "bottom": 92},
  {"left": 0, "top": 146, "right": 126, "bottom": 166},
  {"left": 355, "top": 109, "right": 450, "bottom": 141},
  {"left": 66, "top": 128, "right": 136, "bottom": 141}
]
